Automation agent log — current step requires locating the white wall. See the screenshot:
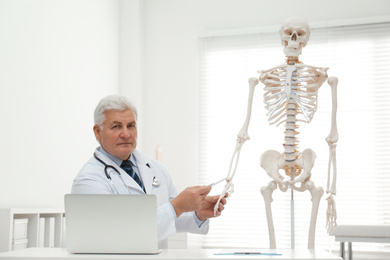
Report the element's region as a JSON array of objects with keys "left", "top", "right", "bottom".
[
  {"left": 1, "top": 0, "right": 389, "bottom": 209},
  {"left": 0, "top": 0, "right": 120, "bottom": 208},
  {"left": 119, "top": 0, "right": 145, "bottom": 148},
  {"left": 141, "top": 0, "right": 390, "bottom": 191}
]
